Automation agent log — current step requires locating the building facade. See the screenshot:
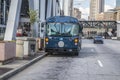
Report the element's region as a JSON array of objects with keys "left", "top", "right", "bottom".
[
  {"left": 89, "top": 0, "right": 104, "bottom": 20},
  {"left": 116, "top": 0, "right": 120, "bottom": 8},
  {"left": 73, "top": 8, "right": 81, "bottom": 20},
  {"left": 117, "top": 10, "right": 120, "bottom": 21},
  {"left": 95, "top": 11, "right": 116, "bottom": 21}
]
